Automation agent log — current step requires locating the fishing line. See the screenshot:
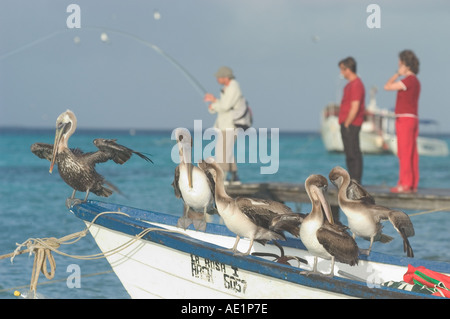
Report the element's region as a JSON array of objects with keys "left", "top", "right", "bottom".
[
  {"left": 0, "top": 26, "right": 208, "bottom": 99},
  {"left": 409, "top": 207, "right": 450, "bottom": 217}
]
